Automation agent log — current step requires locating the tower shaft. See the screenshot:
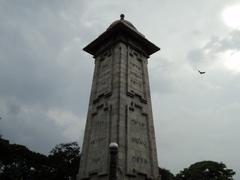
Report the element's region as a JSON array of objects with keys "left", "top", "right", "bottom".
[{"left": 77, "top": 16, "right": 160, "bottom": 180}]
